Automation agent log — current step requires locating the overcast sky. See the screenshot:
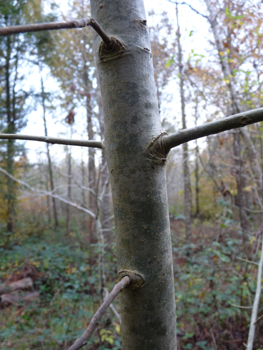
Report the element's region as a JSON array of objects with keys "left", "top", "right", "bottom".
[{"left": 22, "top": 0, "right": 211, "bottom": 163}]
